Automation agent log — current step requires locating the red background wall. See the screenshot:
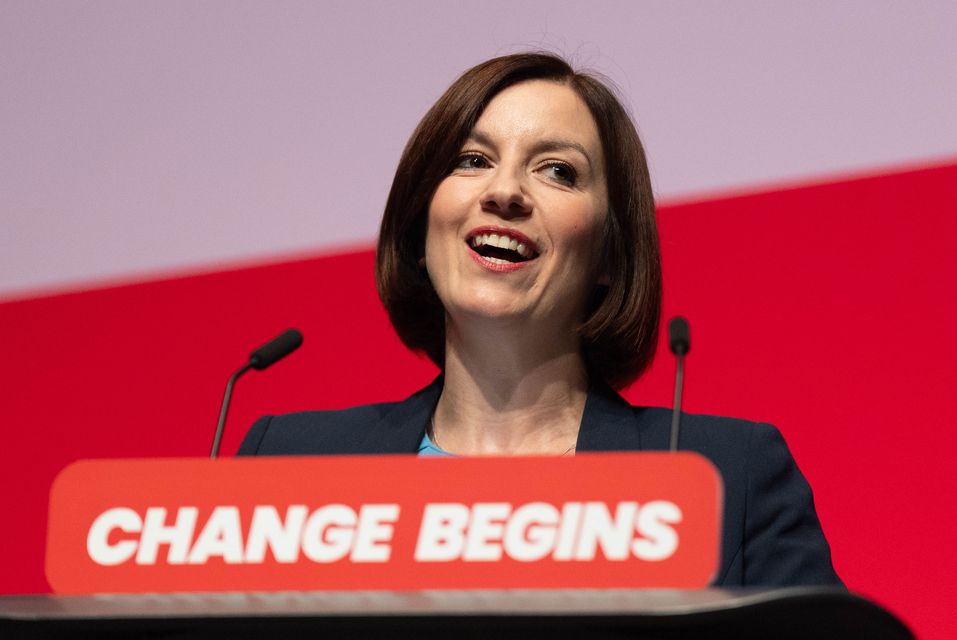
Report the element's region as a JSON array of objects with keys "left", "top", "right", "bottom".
[{"left": 2, "top": 161, "right": 955, "bottom": 638}]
